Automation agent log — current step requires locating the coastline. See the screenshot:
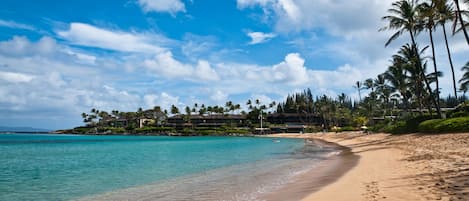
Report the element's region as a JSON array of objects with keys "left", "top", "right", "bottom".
[
  {"left": 260, "top": 138, "right": 359, "bottom": 201},
  {"left": 265, "top": 132, "right": 469, "bottom": 201}
]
